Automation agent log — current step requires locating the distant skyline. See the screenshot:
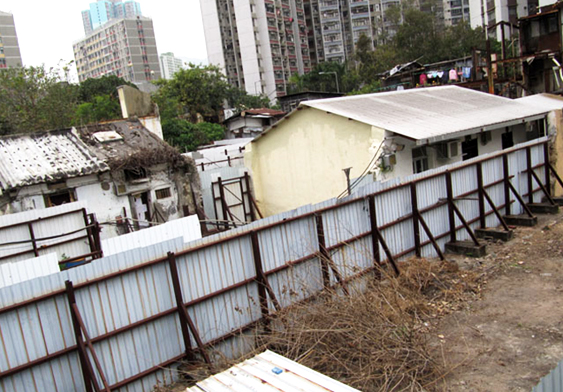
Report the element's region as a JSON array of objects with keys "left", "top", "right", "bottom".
[{"left": 0, "top": 0, "right": 208, "bottom": 81}]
